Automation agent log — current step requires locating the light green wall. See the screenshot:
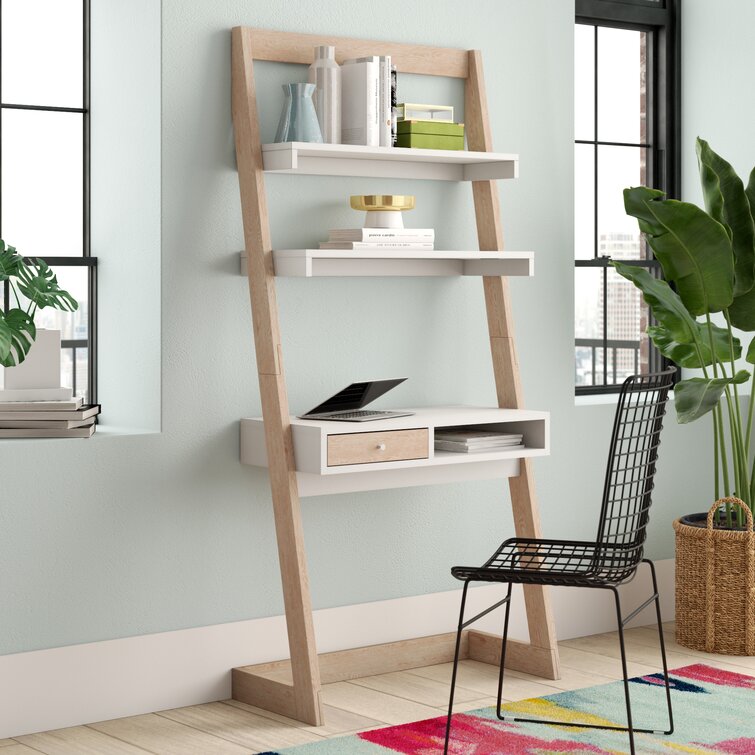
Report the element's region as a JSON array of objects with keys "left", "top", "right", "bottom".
[{"left": 0, "top": 0, "right": 723, "bottom": 657}]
